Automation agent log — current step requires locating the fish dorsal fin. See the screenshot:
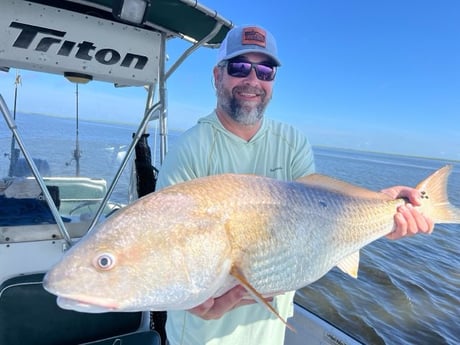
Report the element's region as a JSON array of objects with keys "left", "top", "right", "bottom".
[
  {"left": 230, "top": 266, "right": 296, "bottom": 333},
  {"left": 296, "top": 174, "right": 393, "bottom": 201},
  {"left": 336, "top": 251, "right": 360, "bottom": 278}
]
